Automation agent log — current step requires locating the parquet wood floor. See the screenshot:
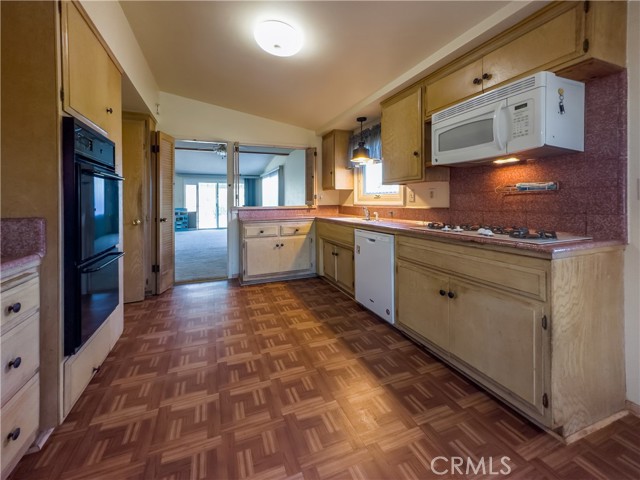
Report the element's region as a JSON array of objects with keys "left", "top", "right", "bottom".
[{"left": 11, "top": 278, "right": 640, "bottom": 480}]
